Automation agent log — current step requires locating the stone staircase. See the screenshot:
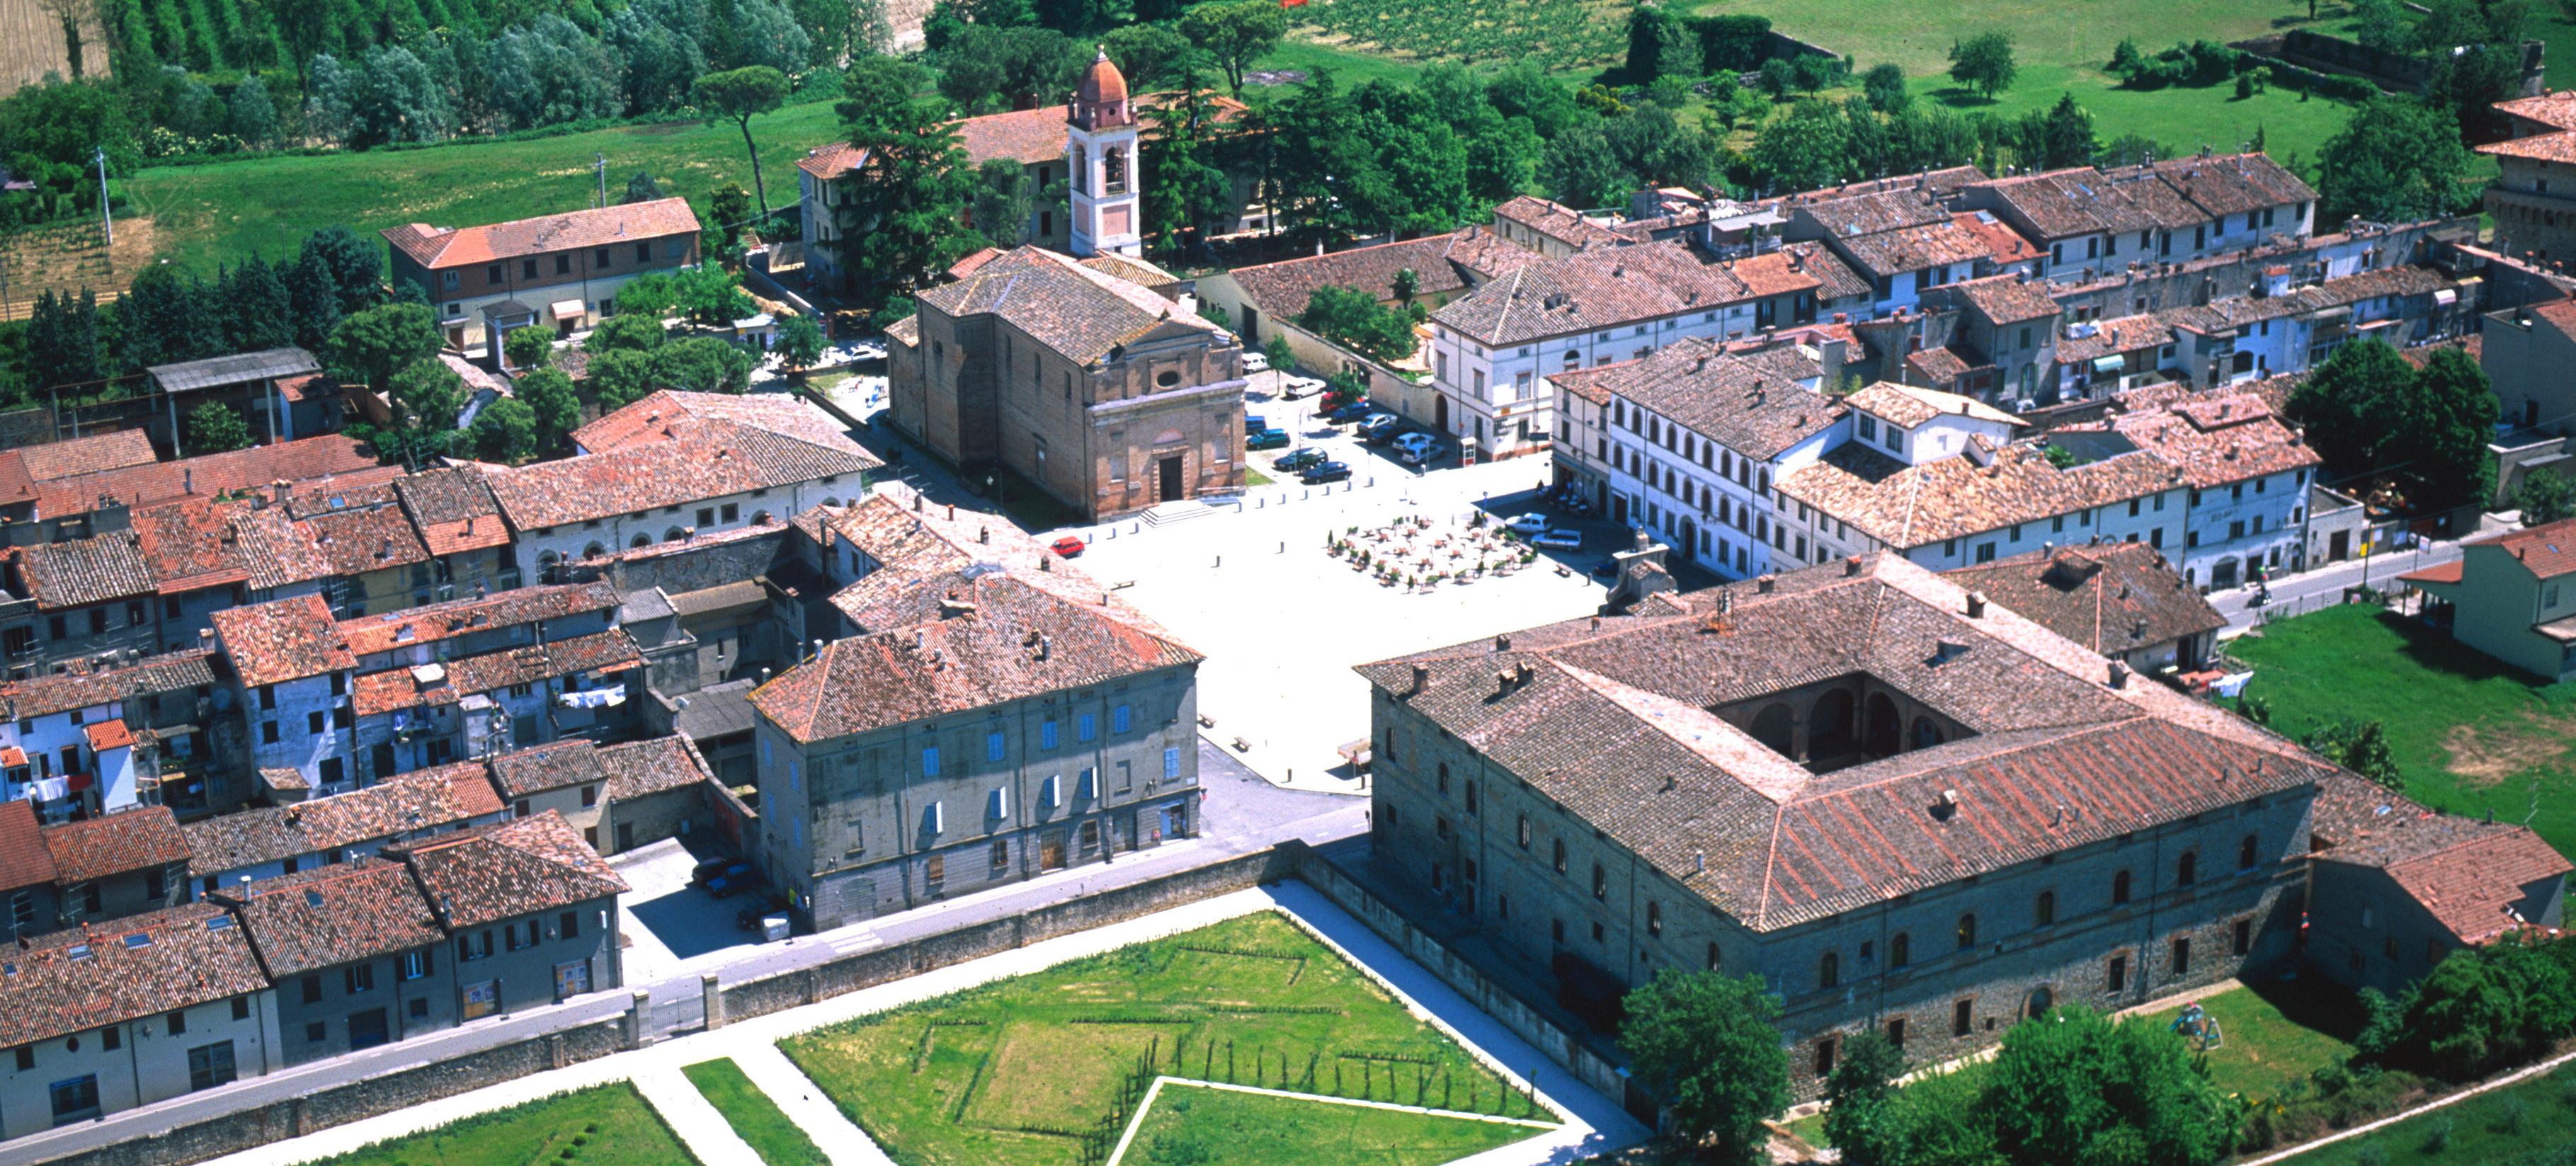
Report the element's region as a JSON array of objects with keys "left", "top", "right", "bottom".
[{"left": 1141, "top": 500, "right": 1219, "bottom": 527}]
